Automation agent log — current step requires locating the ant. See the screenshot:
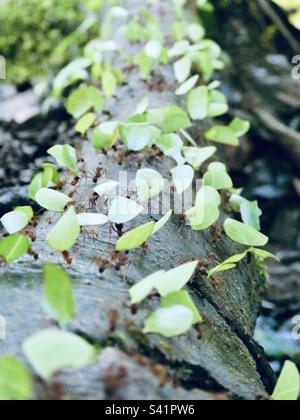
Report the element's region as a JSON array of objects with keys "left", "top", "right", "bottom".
[
  {"left": 28, "top": 248, "right": 39, "bottom": 261},
  {"left": 247, "top": 253, "right": 253, "bottom": 264},
  {"left": 111, "top": 251, "right": 128, "bottom": 271},
  {"left": 92, "top": 166, "right": 104, "bottom": 184},
  {"left": 45, "top": 216, "right": 53, "bottom": 225},
  {"left": 108, "top": 309, "right": 119, "bottom": 332},
  {"left": 130, "top": 304, "right": 138, "bottom": 315},
  {"left": 197, "top": 259, "right": 210, "bottom": 276},
  {"left": 71, "top": 176, "right": 80, "bottom": 186},
  {"left": 96, "top": 257, "right": 111, "bottom": 273},
  {"left": 89, "top": 192, "right": 100, "bottom": 209},
  {"left": 68, "top": 189, "right": 77, "bottom": 198},
  {"left": 115, "top": 149, "right": 128, "bottom": 166},
  {"left": 0, "top": 257, "right": 6, "bottom": 266},
  {"left": 62, "top": 251, "right": 72, "bottom": 265},
  {"left": 213, "top": 275, "right": 225, "bottom": 288},
  {"left": 195, "top": 323, "right": 204, "bottom": 340},
  {"left": 63, "top": 201, "right": 77, "bottom": 211},
  {"left": 210, "top": 224, "right": 223, "bottom": 244},
  {"left": 24, "top": 225, "right": 37, "bottom": 242},
  {"left": 111, "top": 223, "right": 125, "bottom": 238}
]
